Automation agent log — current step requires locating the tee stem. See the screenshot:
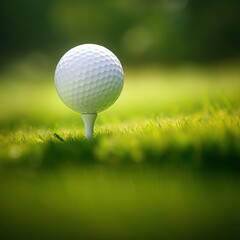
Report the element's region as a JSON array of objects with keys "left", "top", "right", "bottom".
[{"left": 81, "top": 113, "right": 97, "bottom": 140}]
